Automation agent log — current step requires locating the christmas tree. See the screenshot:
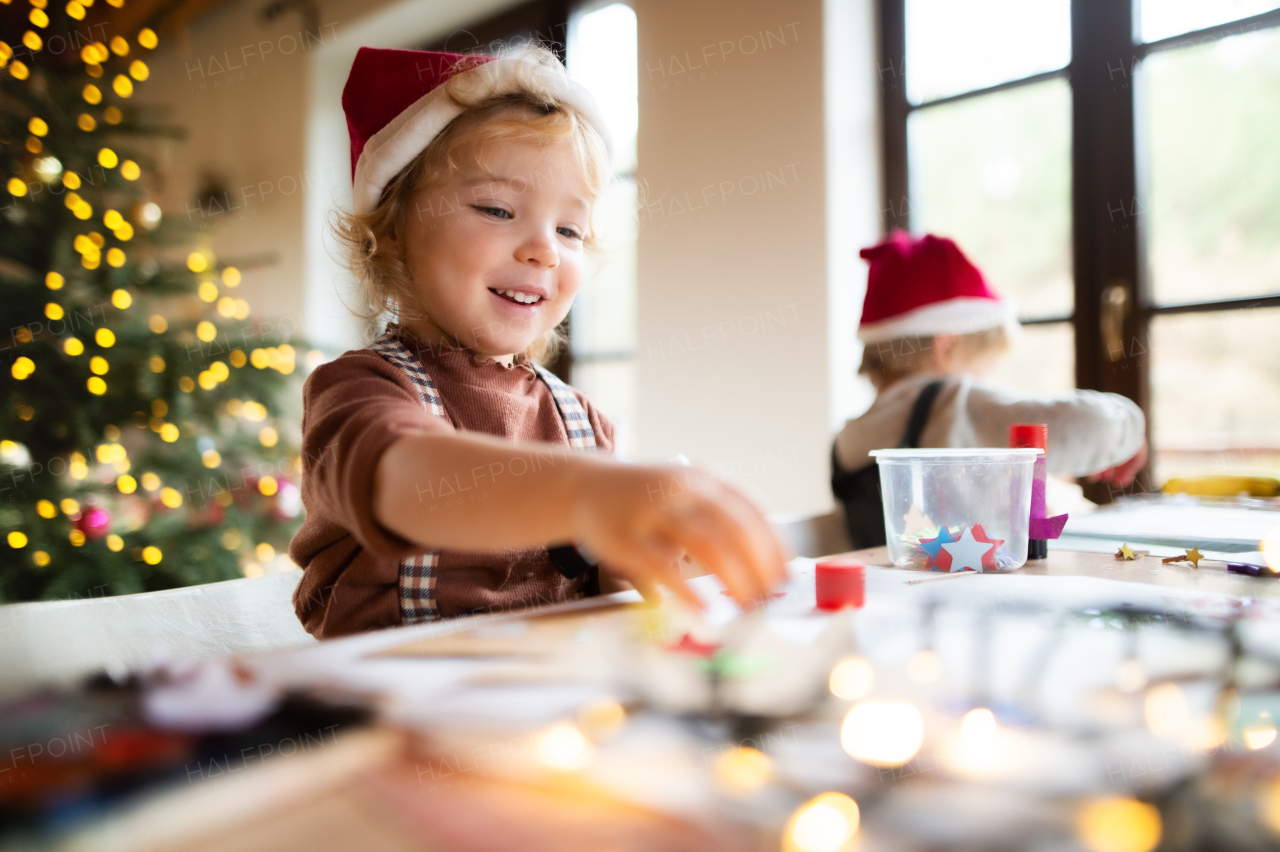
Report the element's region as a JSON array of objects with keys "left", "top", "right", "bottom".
[{"left": 1, "top": 4, "right": 307, "bottom": 603}]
